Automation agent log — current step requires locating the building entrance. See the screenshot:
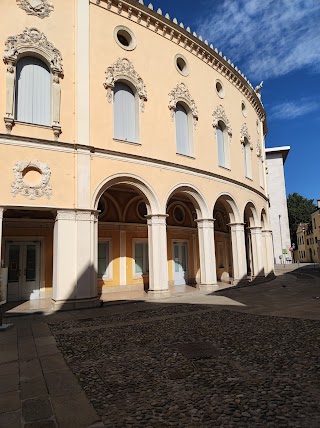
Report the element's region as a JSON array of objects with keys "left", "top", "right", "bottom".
[
  {"left": 6, "top": 241, "right": 40, "bottom": 302},
  {"left": 173, "top": 242, "right": 188, "bottom": 285}
]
